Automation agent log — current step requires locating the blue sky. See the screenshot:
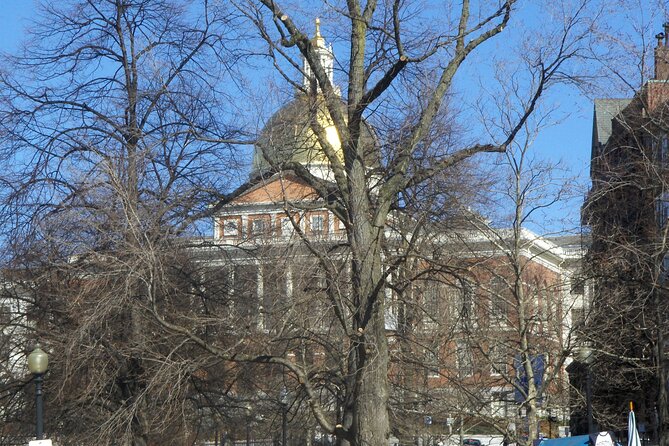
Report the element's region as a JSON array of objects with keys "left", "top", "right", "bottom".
[
  {"left": 0, "top": 1, "right": 28, "bottom": 52},
  {"left": 0, "top": 0, "right": 654, "bottom": 234}
]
